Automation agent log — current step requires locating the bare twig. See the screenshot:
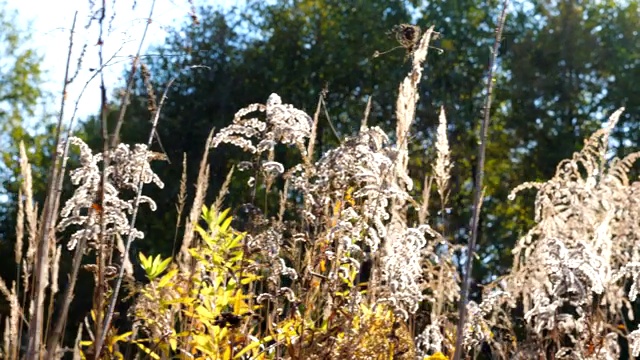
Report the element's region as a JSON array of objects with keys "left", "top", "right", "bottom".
[
  {"left": 110, "top": 0, "right": 157, "bottom": 148},
  {"left": 42, "top": 20, "right": 125, "bottom": 360},
  {"left": 98, "top": 72, "right": 179, "bottom": 352},
  {"left": 25, "top": 12, "right": 78, "bottom": 359},
  {"left": 67, "top": 43, "right": 125, "bottom": 133},
  {"left": 93, "top": 1, "right": 110, "bottom": 355},
  {"left": 453, "top": 2, "right": 509, "bottom": 359},
  {"left": 45, "top": 232, "right": 88, "bottom": 359},
  {"left": 361, "top": 95, "right": 373, "bottom": 131}
]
